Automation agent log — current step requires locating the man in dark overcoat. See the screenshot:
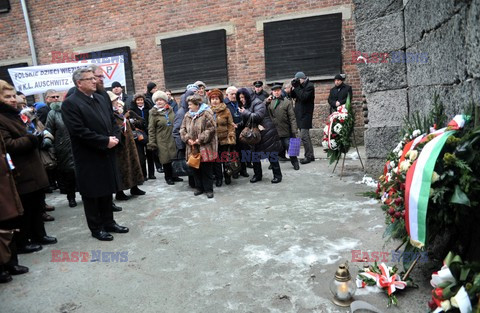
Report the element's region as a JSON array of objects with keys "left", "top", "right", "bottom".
[
  {"left": 327, "top": 74, "right": 353, "bottom": 114},
  {"left": 289, "top": 72, "right": 315, "bottom": 164},
  {"left": 62, "top": 68, "right": 128, "bottom": 241}
]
